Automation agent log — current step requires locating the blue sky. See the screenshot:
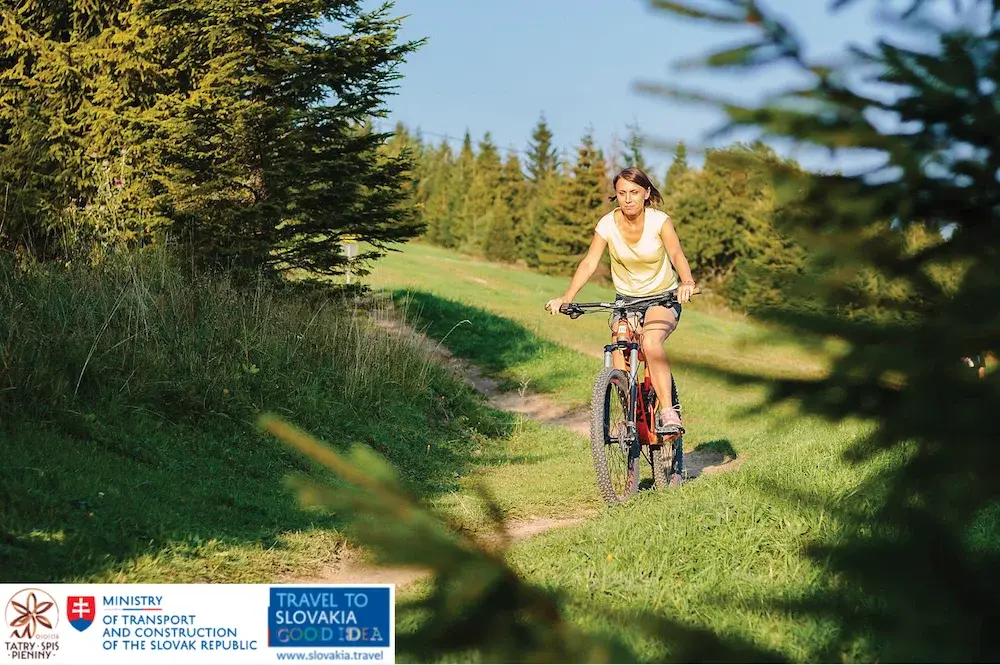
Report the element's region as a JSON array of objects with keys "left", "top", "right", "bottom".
[{"left": 363, "top": 0, "right": 908, "bottom": 177}]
